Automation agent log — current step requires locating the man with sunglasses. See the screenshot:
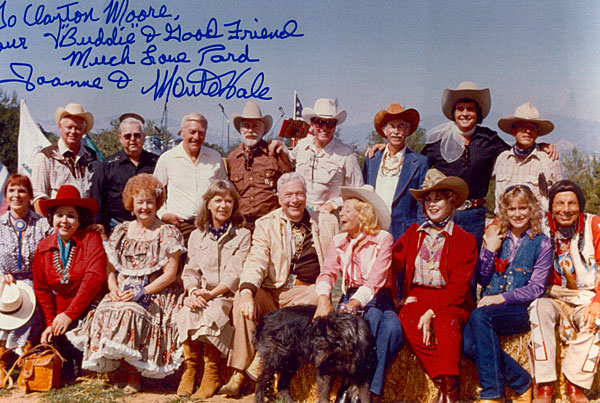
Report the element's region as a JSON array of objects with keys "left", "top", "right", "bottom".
[
  {"left": 493, "top": 102, "right": 562, "bottom": 213},
  {"left": 91, "top": 113, "right": 158, "bottom": 237},
  {"left": 290, "top": 98, "right": 363, "bottom": 213}
]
